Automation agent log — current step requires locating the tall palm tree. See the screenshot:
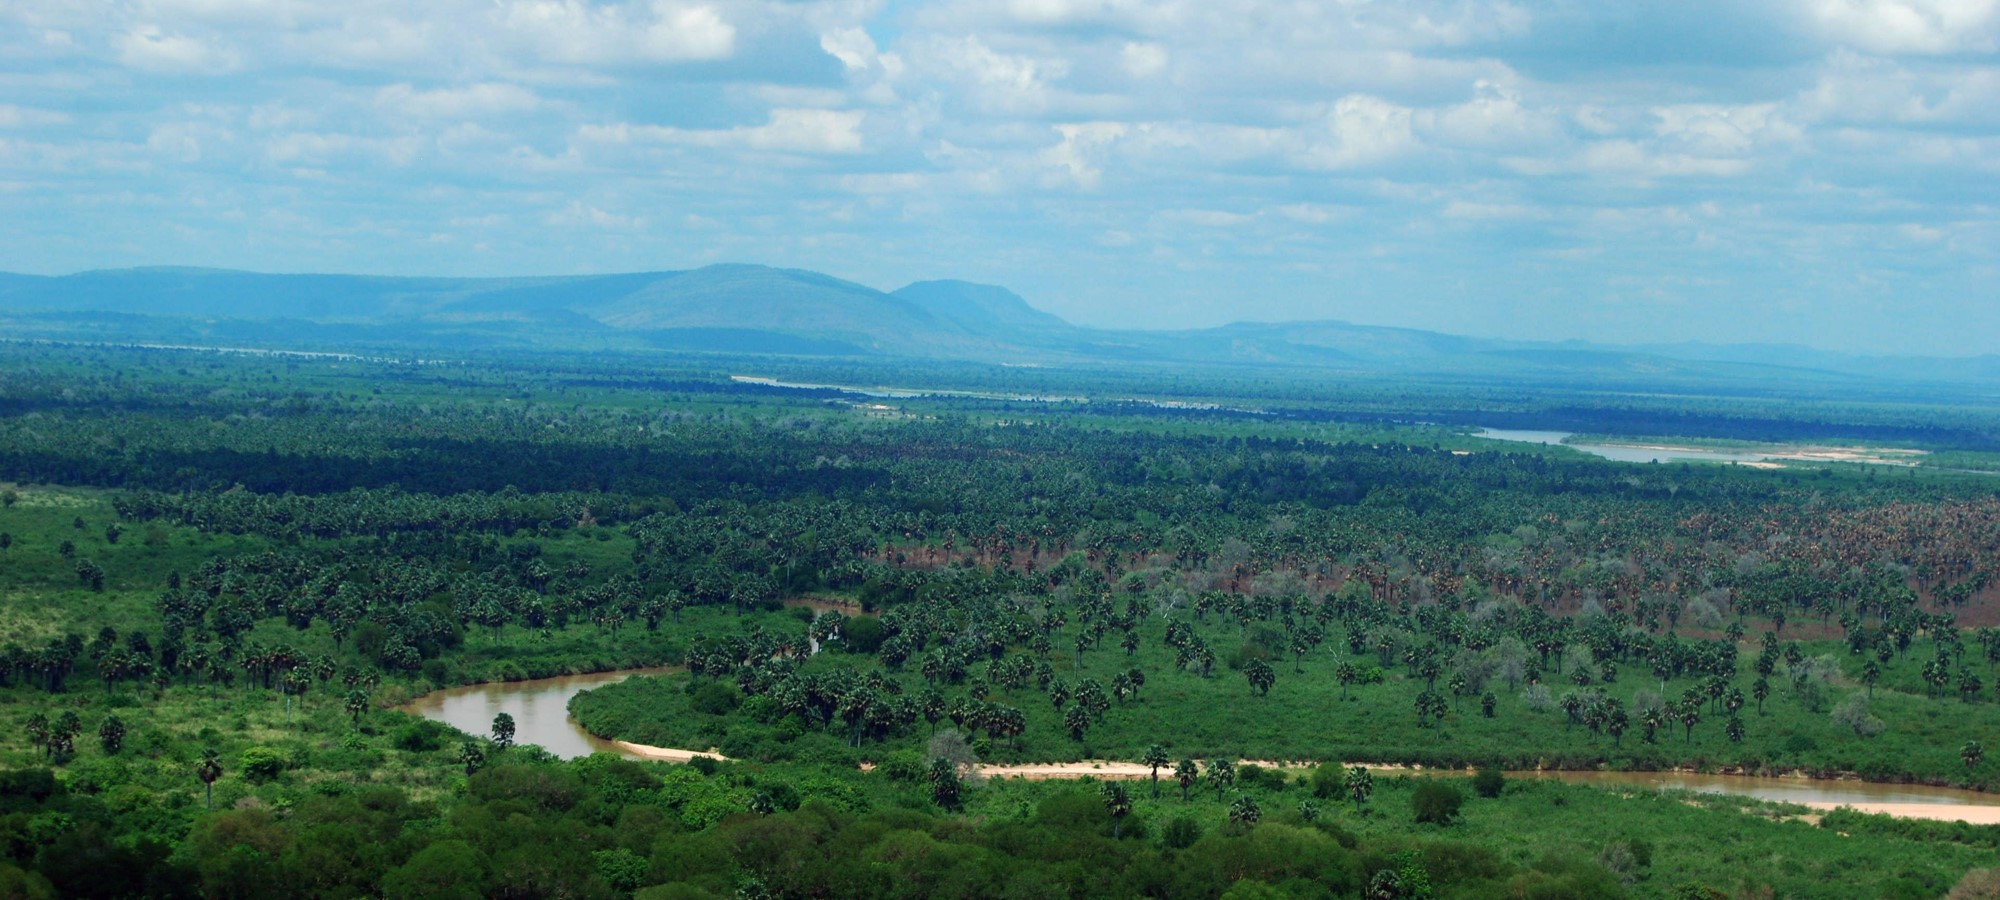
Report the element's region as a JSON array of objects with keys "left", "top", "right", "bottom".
[
  {"left": 1344, "top": 765, "right": 1373, "bottom": 811},
  {"left": 1209, "top": 758, "right": 1236, "bottom": 802},
  {"left": 1142, "top": 744, "right": 1170, "bottom": 798},
  {"left": 1175, "top": 758, "right": 1199, "bottom": 801},
  {"left": 196, "top": 748, "right": 223, "bottom": 809},
  {"left": 97, "top": 715, "right": 125, "bottom": 755},
  {"left": 1100, "top": 782, "right": 1133, "bottom": 838},
  {"left": 1228, "top": 794, "right": 1262, "bottom": 827}
]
